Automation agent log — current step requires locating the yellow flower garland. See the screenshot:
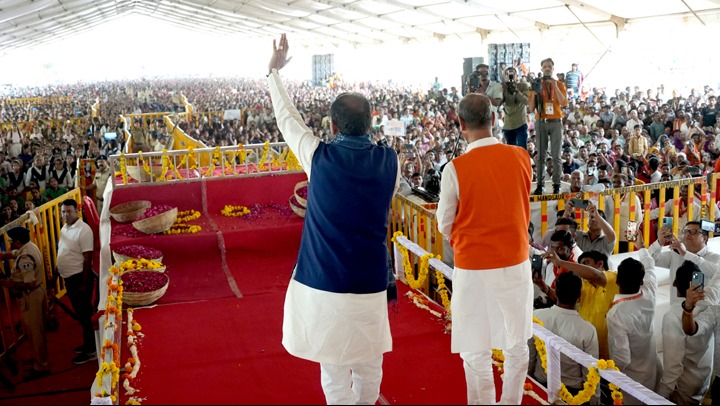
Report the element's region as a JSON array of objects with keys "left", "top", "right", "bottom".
[
  {"left": 259, "top": 141, "right": 270, "bottom": 171},
  {"left": 435, "top": 268, "right": 451, "bottom": 317},
  {"left": 118, "top": 258, "right": 164, "bottom": 271},
  {"left": 139, "top": 151, "right": 151, "bottom": 176},
  {"left": 533, "top": 316, "right": 623, "bottom": 405},
  {"left": 163, "top": 224, "right": 202, "bottom": 234},
  {"left": 221, "top": 205, "right": 251, "bottom": 218},
  {"left": 224, "top": 151, "right": 236, "bottom": 175},
  {"left": 238, "top": 144, "right": 247, "bottom": 164},
  {"left": 157, "top": 151, "right": 170, "bottom": 181},
  {"left": 391, "top": 231, "right": 431, "bottom": 294},
  {"left": 205, "top": 146, "right": 221, "bottom": 177},
  {"left": 176, "top": 210, "right": 201, "bottom": 223},
  {"left": 119, "top": 152, "right": 128, "bottom": 184}
]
